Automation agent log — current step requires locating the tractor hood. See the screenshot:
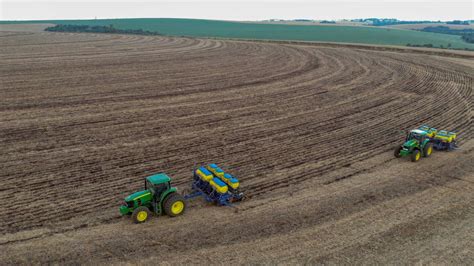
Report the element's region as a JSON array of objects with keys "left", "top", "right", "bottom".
[
  {"left": 403, "top": 139, "right": 417, "bottom": 148},
  {"left": 124, "top": 190, "right": 151, "bottom": 202}
]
